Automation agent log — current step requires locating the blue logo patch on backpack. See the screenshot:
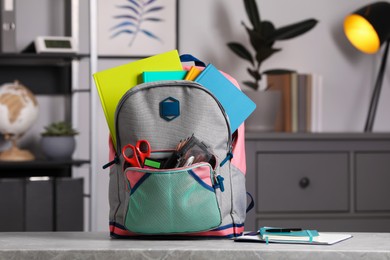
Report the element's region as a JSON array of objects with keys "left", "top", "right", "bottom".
[{"left": 160, "top": 96, "right": 180, "bottom": 121}]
